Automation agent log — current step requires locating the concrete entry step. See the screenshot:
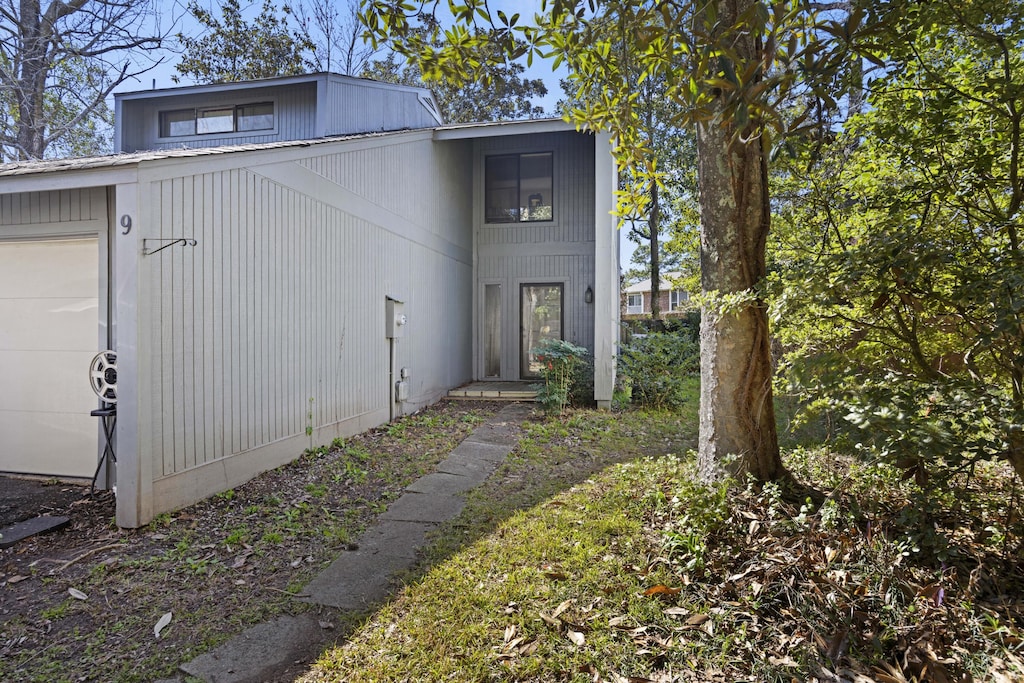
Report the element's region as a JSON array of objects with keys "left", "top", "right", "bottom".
[{"left": 447, "top": 381, "right": 537, "bottom": 400}]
